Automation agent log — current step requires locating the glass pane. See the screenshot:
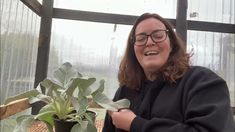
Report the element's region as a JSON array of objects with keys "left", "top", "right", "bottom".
[
  {"left": 1, "top": 0, "right": 40, "bottom": 103},
  {"left": 187, "top": 31, "right": 235, "bottom": 106},
  {"left": 1, "top": 0, "right": 40, "bottom": 131},
  {"left": 188, "top": 0, "right": 235, "bottom": 24},
  {"left": 54, "top": 0, "right": 177, "bottom": 18},
  {"left": 48, "top": 19, "right": 131, "bottom": 98},
  {"left": 37, "top": 0, "right": 42, "bottom": 4}
]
